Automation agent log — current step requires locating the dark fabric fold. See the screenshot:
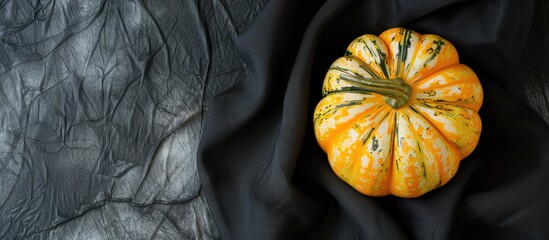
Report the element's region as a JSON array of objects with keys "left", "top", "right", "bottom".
[{"left": 198, "top": 0, "right": 549, "bottom": 239}]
